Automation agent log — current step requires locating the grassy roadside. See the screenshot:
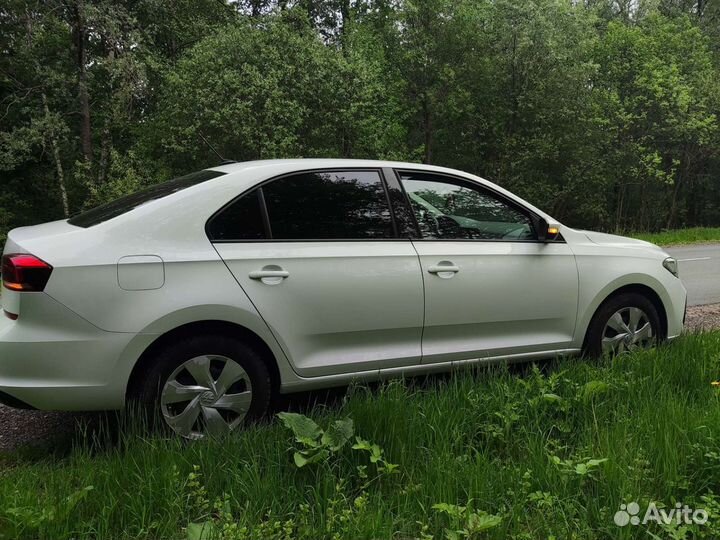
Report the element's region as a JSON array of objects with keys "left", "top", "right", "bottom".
[
  {"left": 631, "top": 227, "right": 720, "bottom": 247},
  {"left": 2, "top": 333, "right": 720, "bottom": 539}
]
